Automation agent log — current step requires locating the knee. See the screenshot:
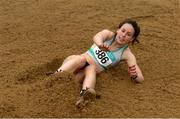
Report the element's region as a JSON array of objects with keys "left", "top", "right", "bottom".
[
  {"left": 74, "top": 70, "right": 85, "bottom": 84},
  {"left": 79, "top": 55, "right": 87, "bottom": 62}
]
